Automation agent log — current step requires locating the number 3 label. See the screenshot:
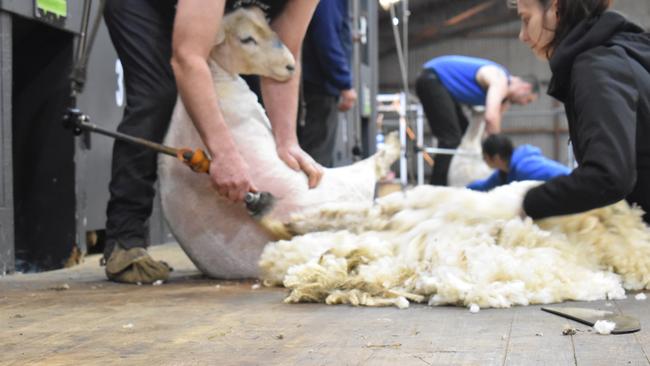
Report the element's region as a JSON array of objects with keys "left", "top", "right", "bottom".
[{"left": 115, "top": 59, "right": 124, "bottom": 107}]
